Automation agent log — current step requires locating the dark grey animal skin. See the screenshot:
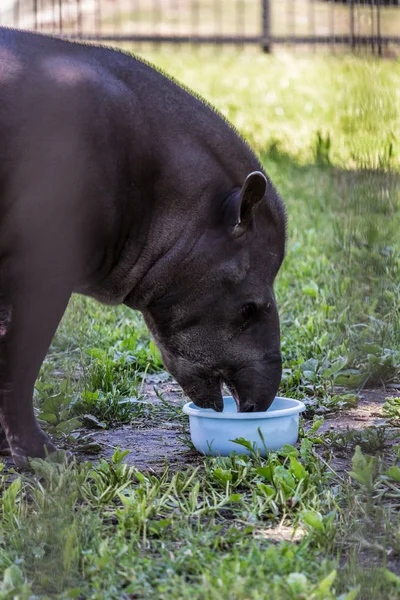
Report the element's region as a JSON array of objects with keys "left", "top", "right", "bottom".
[{"left": 0, "top": 27, "right": 286, "bottom": 467}]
